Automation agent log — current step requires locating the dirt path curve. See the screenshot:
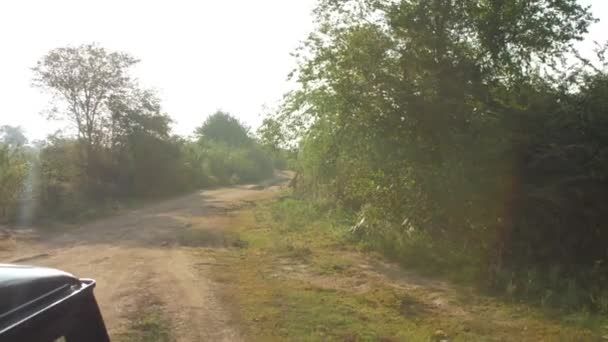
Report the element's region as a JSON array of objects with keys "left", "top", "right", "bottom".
[{"left": 0, "top": 171, "right": 292, "bottom": 341}]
